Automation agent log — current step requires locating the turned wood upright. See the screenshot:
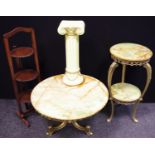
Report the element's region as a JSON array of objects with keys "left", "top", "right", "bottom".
[{"left": 3, "top": 27, "right": 40, "bottom": 127}]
